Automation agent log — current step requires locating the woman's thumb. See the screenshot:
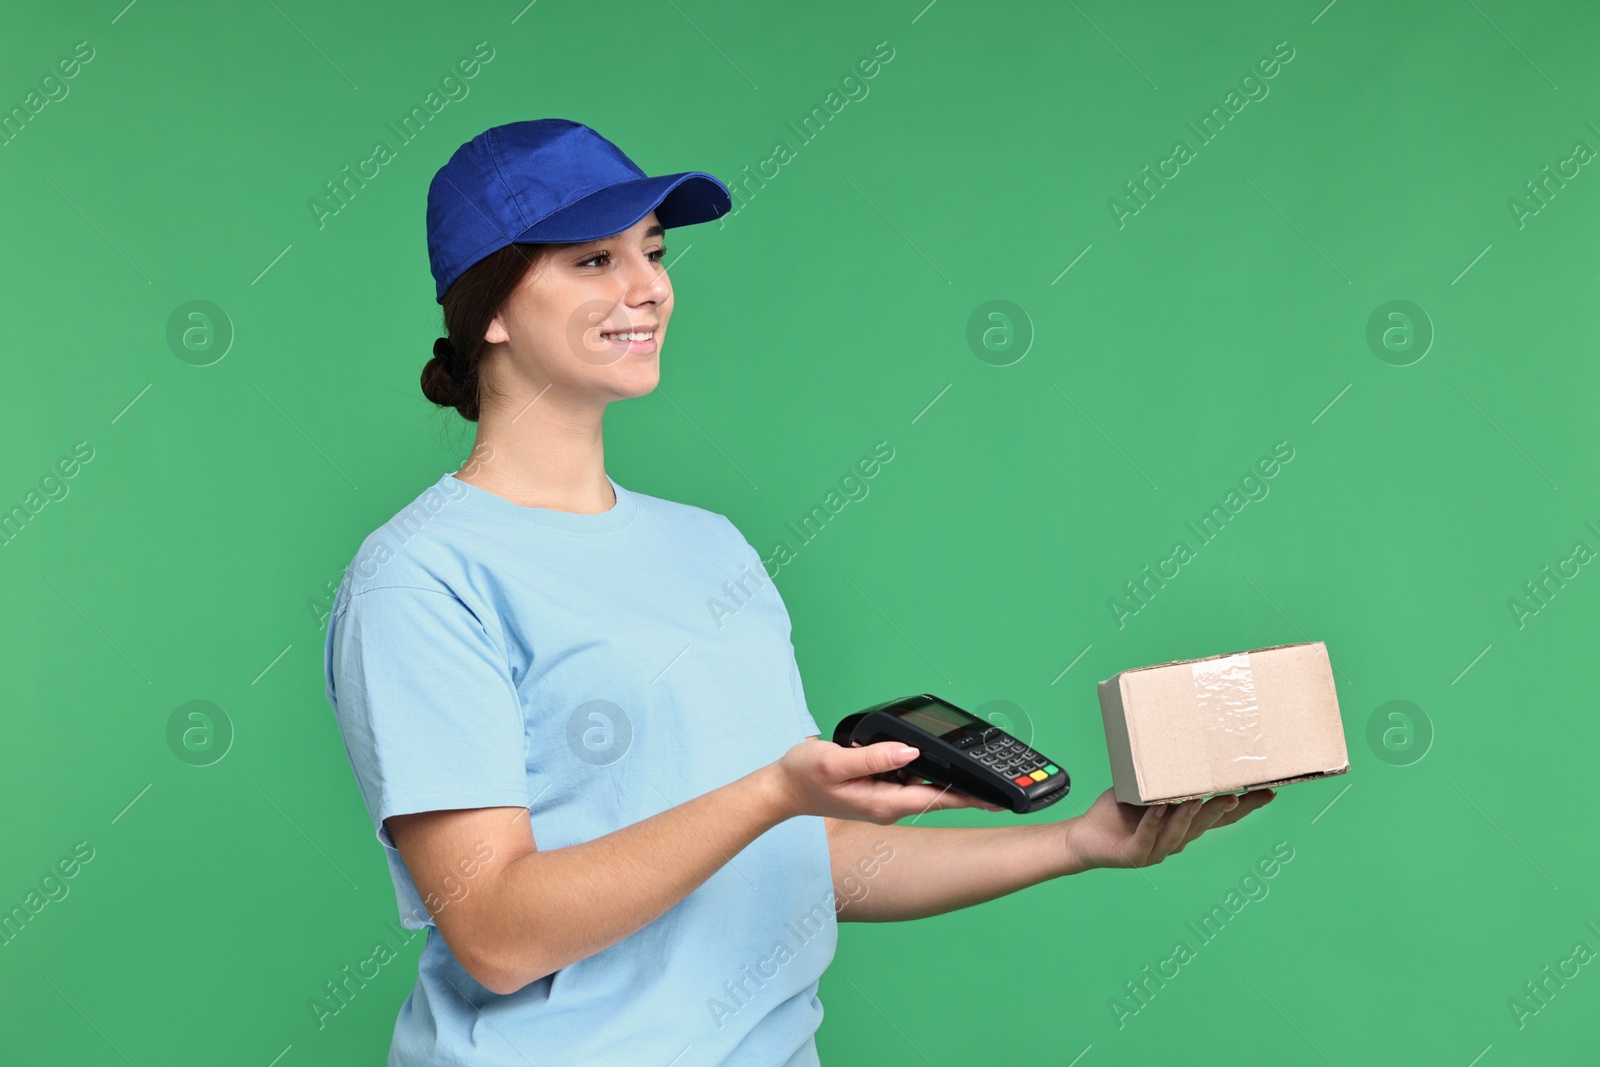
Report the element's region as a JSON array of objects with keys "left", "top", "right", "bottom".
[{"left": 856, "top": 740, "right": 919, "bottom": 774}]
